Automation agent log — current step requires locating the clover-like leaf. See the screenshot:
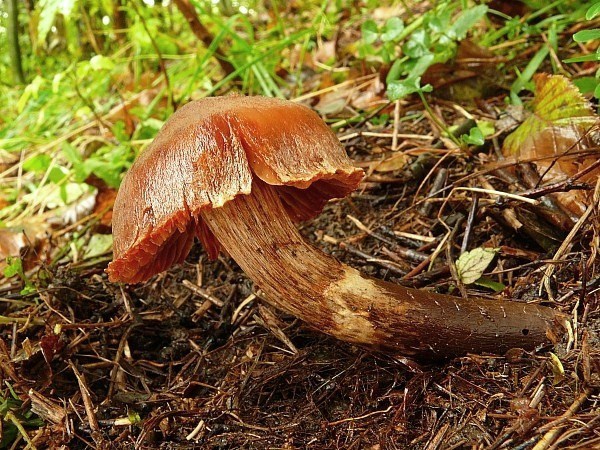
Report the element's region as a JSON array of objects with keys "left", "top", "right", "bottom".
[
  {"left": 362, "top": 20, "right": 379, "bottom": 45},
  {"left": 382, "top": 17, "right": 404, "bottom": 42},
  {"left": 387, "top": 77, "right": 432, "bottom": 101}
]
